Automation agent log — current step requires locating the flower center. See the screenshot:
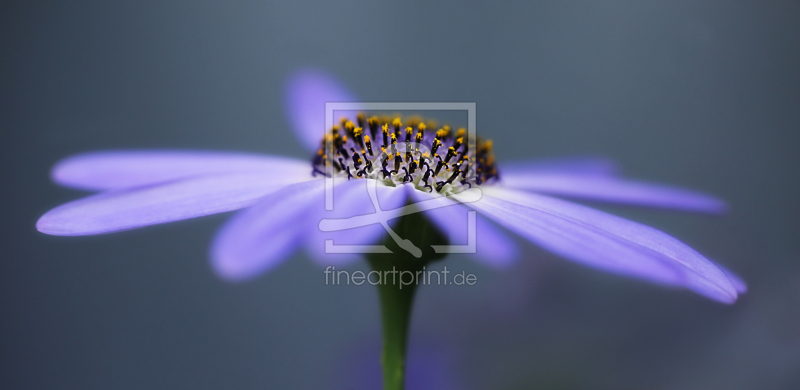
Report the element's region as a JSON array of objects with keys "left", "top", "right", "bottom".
[{"left": 312, "top": 113, "right": 498, "bottom": 194}]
